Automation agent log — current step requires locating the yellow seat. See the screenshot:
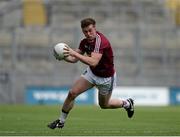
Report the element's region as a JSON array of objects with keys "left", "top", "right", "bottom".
[
  {"left": 23, "top": 0, "right": 47, "bottom": 26},
  {"left": 166, "top": 0, "right": 180, "bottom": 25}
]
